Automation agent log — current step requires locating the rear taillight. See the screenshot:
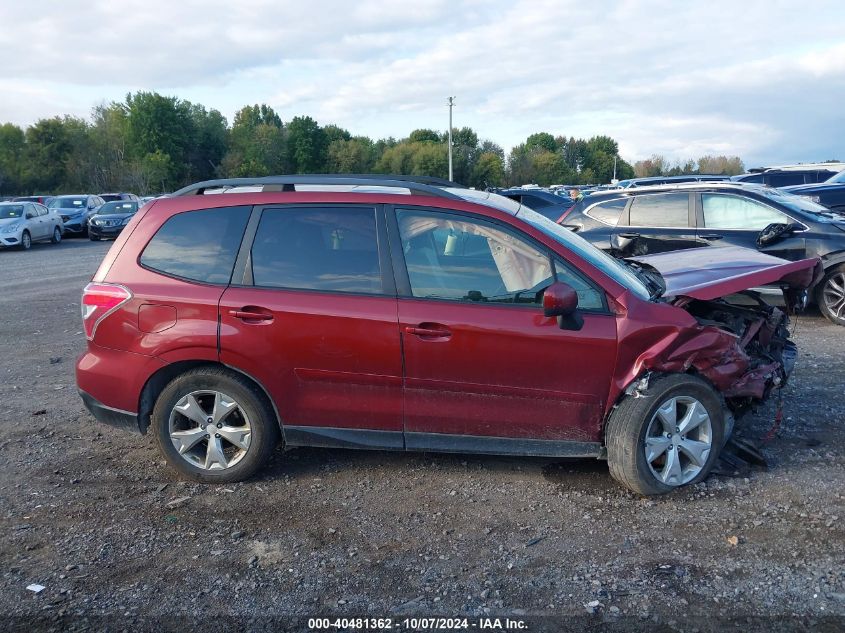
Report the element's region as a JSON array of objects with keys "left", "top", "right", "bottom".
[{"left": 81, "top": 282, "right": 132, "bottom": 340}]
